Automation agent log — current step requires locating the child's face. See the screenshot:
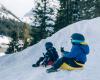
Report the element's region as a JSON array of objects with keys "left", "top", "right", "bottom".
[{"left": 46, "top": 47, "right": 51, "bottom": 51}]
